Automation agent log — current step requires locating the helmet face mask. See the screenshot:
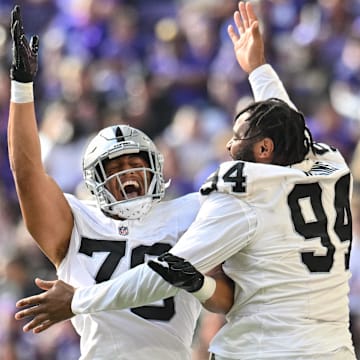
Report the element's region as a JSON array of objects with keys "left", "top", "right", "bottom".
[{"left": 83, "top": 125, "right": 166, "bottom": 220}]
